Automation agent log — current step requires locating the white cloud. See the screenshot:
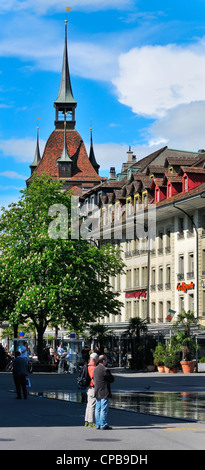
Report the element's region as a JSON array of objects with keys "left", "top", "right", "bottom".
[
  {"left": 0, "top": 137, "right": 45, "bottom": 162},
  {"left": 148, "top": 101, "right": 205, "bottom": 152},
  {"left": 0, "top": 170, "right": 27, "bottom": 180},
  {"left": 113, "top": 42, "right": 205, "bottom": 118}
]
